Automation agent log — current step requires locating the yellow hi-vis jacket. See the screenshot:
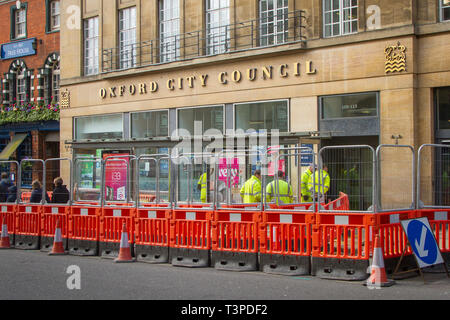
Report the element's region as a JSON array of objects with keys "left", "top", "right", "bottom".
[
  {"left": 308, "top": 170, "right": 330, "bottom": 196},
  {"left": 300, "top": 168, "right": 313, "bottom": 202},
  {"left": 266, "top": 180, "right": 293, "bottom": 204},
  {"left": 198, "top": 173, "right": 207, "bottom": 203},
  {"left": 240, "top": 175, "right": 261, "bottom": 203}
]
